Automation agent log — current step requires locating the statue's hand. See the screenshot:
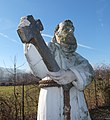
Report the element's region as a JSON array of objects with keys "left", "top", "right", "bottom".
[
  {"left": 18, "top": 16, "right": 30, "bottom": 29},
  {"left": 47, "top": 69, "right": 76, "bottom": 85}
]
